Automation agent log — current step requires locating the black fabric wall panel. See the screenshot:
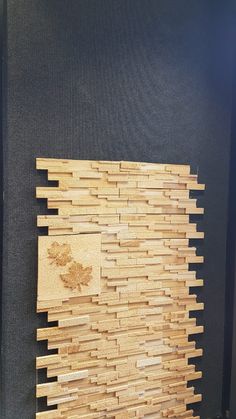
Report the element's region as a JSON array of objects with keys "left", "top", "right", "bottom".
[{"left": 2, "top": 1, "right": 233, "bottom": 418}]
